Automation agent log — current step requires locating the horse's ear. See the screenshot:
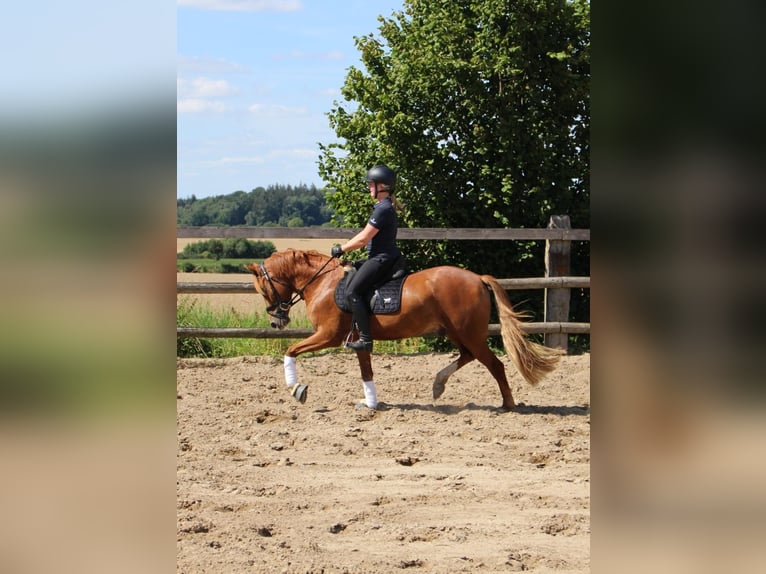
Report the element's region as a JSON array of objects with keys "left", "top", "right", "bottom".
[{"left": 243, "top": 263, "right": 259, "bottom": 275}]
